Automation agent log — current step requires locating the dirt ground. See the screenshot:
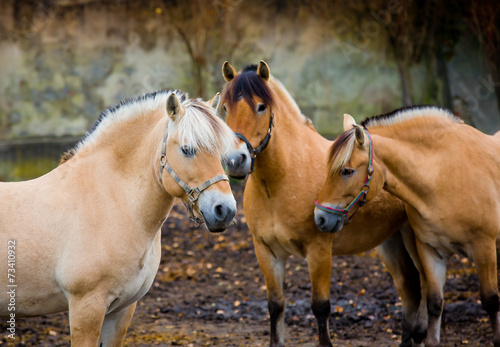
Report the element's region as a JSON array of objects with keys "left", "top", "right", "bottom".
[{"left": 0, "top": 182, "right": 496, "bottom": 346}]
